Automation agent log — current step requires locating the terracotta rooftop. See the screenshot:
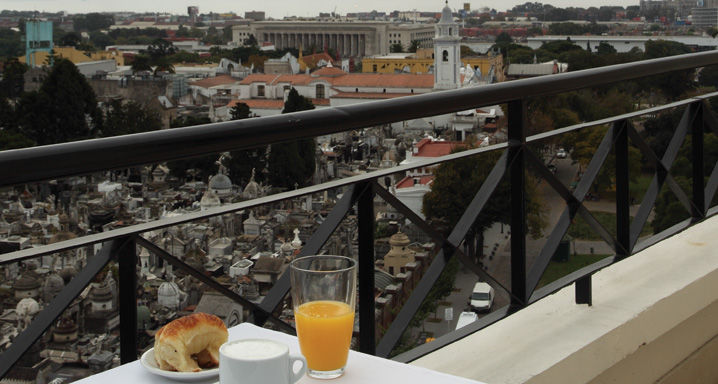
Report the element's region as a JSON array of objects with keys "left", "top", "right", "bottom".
[
  {"left": 191, "top": 75, "right": 237, "bottom": 88},
  {"left": 240, "top": 72, "right": 433, "bottom": 89},
  {"left": 414, "top": 138, "right": 464, "bottom": 158},
  {"left": 312, "top": 66, "right": 347, "bottom": 77},
  {"left": 228, "top": 99, "right": 284, "bottom": 109},
  {"left": 300, "top": 52, "right": 337, "bottom": 68},
  {"left": 332, "top": 92, "right": 415, "bottom": 99},
  {"left": 332, "top": 73, "right": 433, "bottom": 88},
  {"left": 239, "top": 74, "right": 281, "bottom": 85},
  {"left": 396, "top": 175, "right": 434, "bottom": 189}
]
